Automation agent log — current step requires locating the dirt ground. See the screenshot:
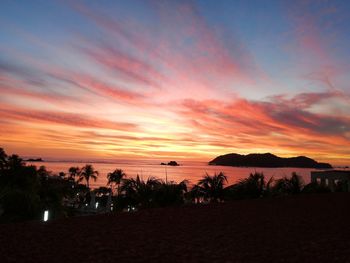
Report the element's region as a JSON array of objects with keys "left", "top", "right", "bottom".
[{"left": 1, "top": 193, "right": 350, "bottom": 262}]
